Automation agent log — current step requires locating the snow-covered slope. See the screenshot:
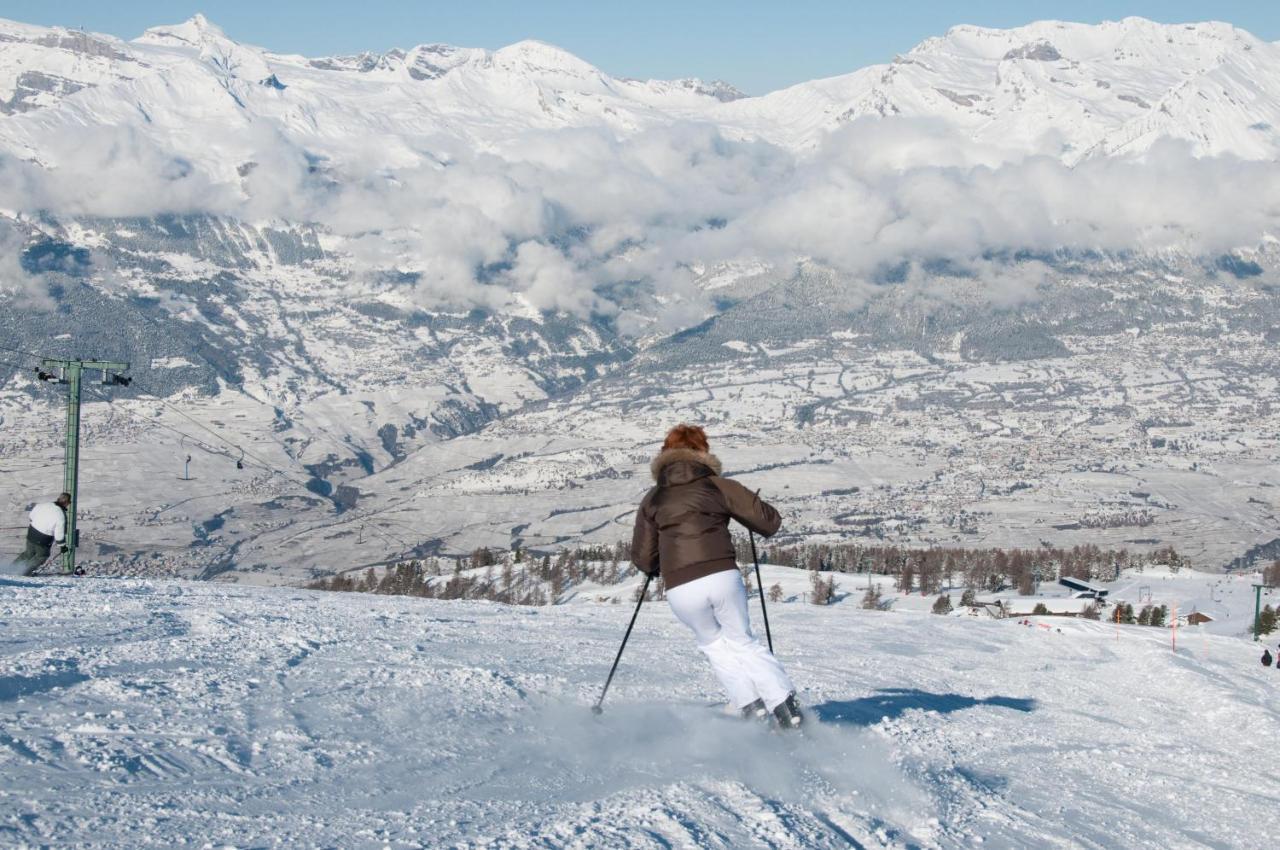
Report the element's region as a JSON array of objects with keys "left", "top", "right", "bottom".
[
  {"left": 725, "top": 18, "right": 1280, "bottom": 159},
  {"left": 0, "top": 573, "right": 1272, "bottom": 847},
  {"left": 0, "top": 19, "right": 150, "bottom": 115}
]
